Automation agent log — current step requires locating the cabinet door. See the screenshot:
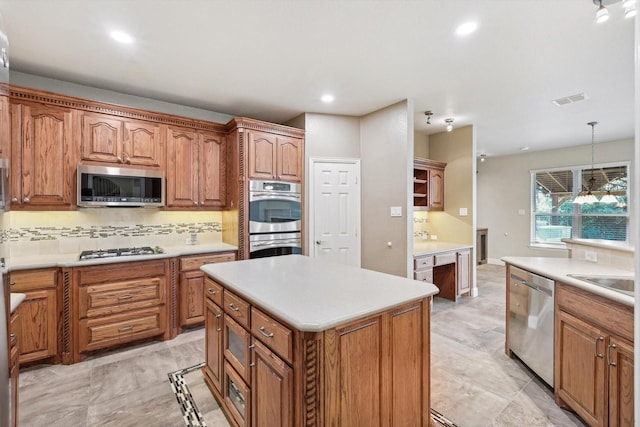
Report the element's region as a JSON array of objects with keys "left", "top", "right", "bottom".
[
  {"left": 199, "top": 131, "right": 227, "bottom": 208},
  {"left": 251, "top": 339, "right": 293, "bottom": 427},
  {"left": 205, "top": 299, "right": 224, "bottom": 391},
  {"left": 276, "top": 136, "right": 302, "bottom": 183},
  {"left": 456, "top": 250, "right": 471, "bottom": 296},
  {"left": 247, "top": 131, "right": 276, "bottom": 180},
  {"left": 0, "top": 95, "right": 10, "bottom": 160},
  {"left": 80, "top": 112, "right": 123, "bottom": 163},
  {"left": 123, "top": 120, "right": 163, "bottom": 167},
  {"left": 9, "top": 313, "right": 19, "bottom": 427},
  {"left": 14, "top": 102, "right": 75, "bottom": 207},
  {"left": 16, "top": 288, "right": 58, "bottom": 364},
  {"left": 608, "top": 336, "right": 634, "bottom": 427},
  {"left": 180, "top": 270, "right": 205, "bottom": 326},
  {"left": 428, "top": 168, "right": 444, "bottom": 210},
  {"left": 556, "top": 310, "right": 606, "bottom": 427},
  {"left": 166, "top": 127, "right": 199, "bottom": 207}
]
